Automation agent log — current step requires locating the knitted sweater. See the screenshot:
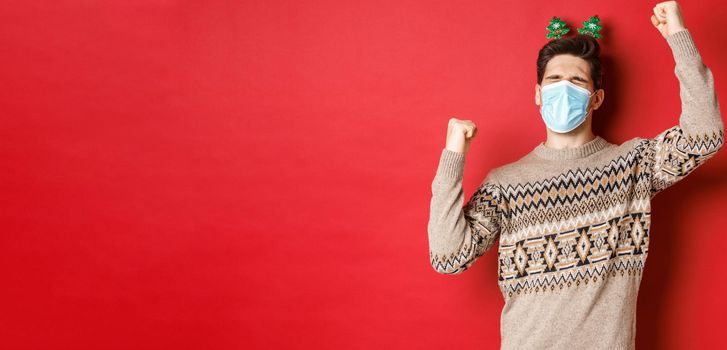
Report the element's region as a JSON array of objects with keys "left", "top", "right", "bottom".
[{"left": 427, "top": 29, "right": 724, "bottom": 350}]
